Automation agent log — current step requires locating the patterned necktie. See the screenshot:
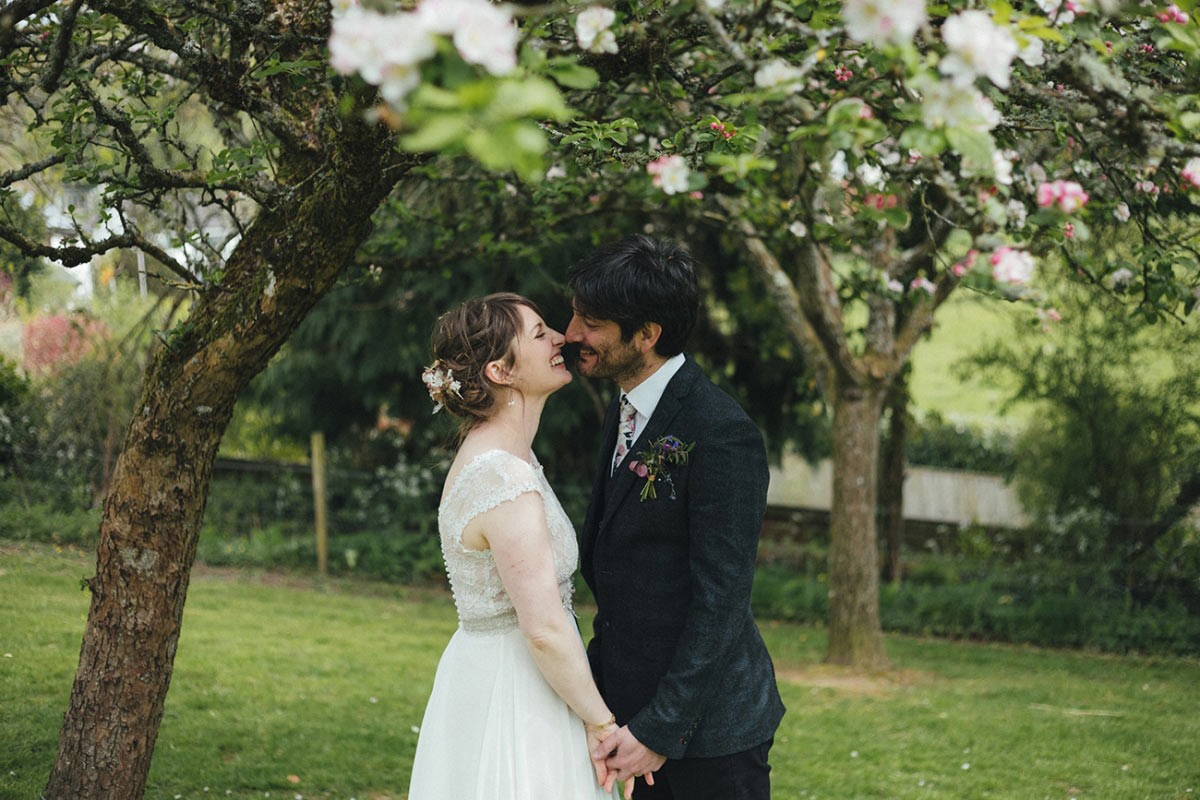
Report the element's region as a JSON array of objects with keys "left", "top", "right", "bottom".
[{"left": 612, "top": 394, "right": 637, "bottom": 474}]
